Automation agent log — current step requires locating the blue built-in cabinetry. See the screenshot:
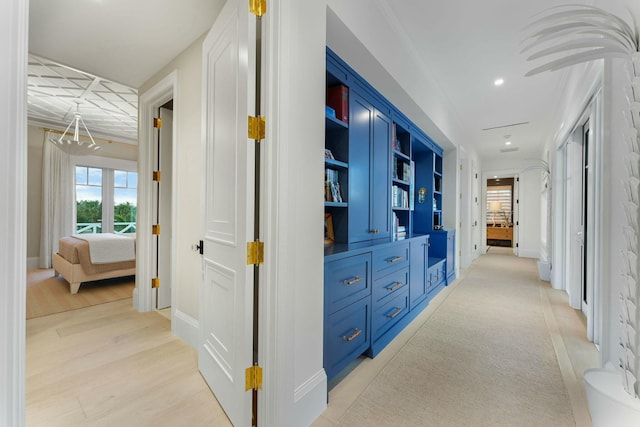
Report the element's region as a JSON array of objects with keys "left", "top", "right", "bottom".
[{"left": 324, "top": 48, "right": 456, "bottom": 383}]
